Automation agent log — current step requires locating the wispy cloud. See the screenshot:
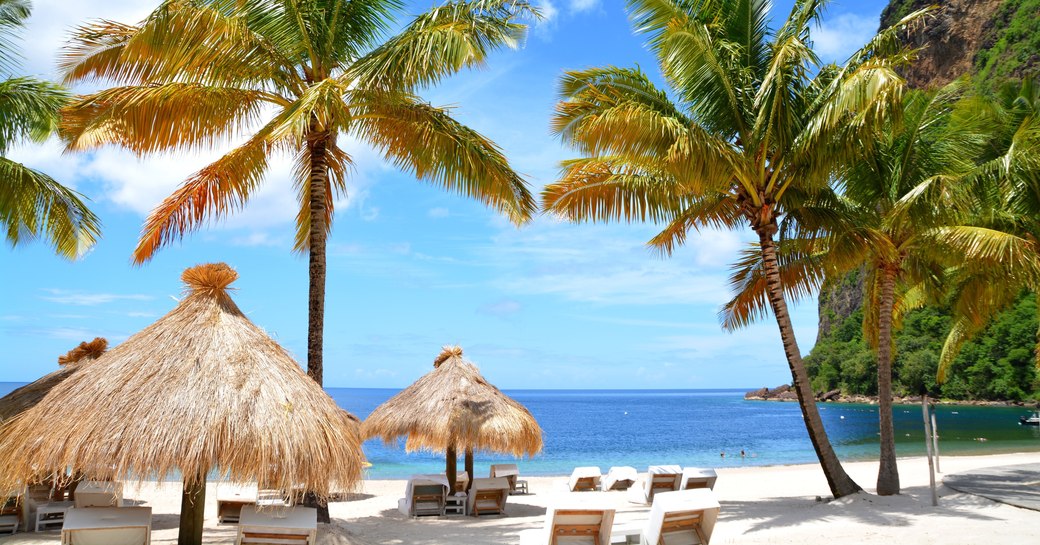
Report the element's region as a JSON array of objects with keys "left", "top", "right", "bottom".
[
  {"left": 812, "top": 12, "right": 877, "bottom": 62},
  {"left": 569, "top": 0, "right": 600, "bottom": 13},
  {"left": 428, "top": 207, "right": 450, "bottom": 219},
  {"left": 41, "top": 289, "right": 153, "bottom": 306},
  {"left": 478, "top": 299, "right": 523, "bottom": 317}
]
